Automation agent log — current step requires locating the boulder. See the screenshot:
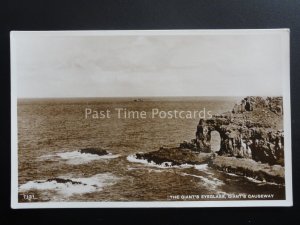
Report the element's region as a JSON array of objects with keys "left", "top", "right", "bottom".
[
  {"left": 80, "top": 148, "right": 108, "bottom": 156},
  {"left": 45, "top": 178, "right": 82, "bottom": 185}
]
